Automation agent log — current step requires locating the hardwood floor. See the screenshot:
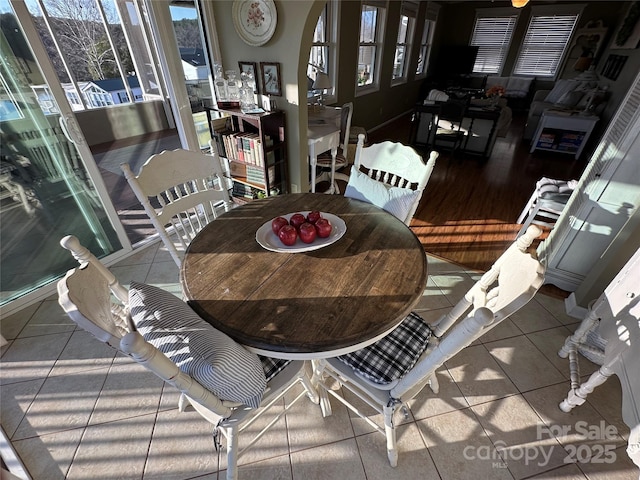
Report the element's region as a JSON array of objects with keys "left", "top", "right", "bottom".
[{"left": 365, "top": 110, "right": 588, "bottom": 290}]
